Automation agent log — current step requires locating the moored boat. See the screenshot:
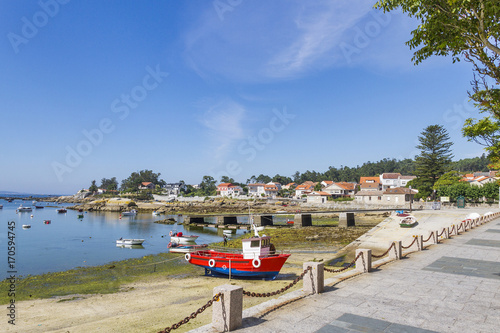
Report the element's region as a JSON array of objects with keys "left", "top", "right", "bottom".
[
  {"left": 77, "top": 214, "right": 84, "bottom": 219},
  {"left": 170, "top": 231, "right": 199, "bottom": 244},
  {"left": 17, "top": 205, "right": 32, "bottom": 212},
  {"left": 22, "top": 224, "right": 31, "bottom": 229},
  {"left": 116, "top": 238, "right": 145, "bottom": 246},
  {"left": 400, "top": 215, "right": 418, "bottom": 228},
  {"left": 57, "top": 208, "right": 67, "bottom": 213},
  {"left": 169, "top": 243, "right": 208, "bottom": 253},
  {"left": 44, "top": 220, "right": 51, "bottom": 224},
  {"left": 186, "top": 225, "right": 290, "bottom": 280},
  {"left": 121, "top": 209, "right": 137, "bottom": 216}
]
